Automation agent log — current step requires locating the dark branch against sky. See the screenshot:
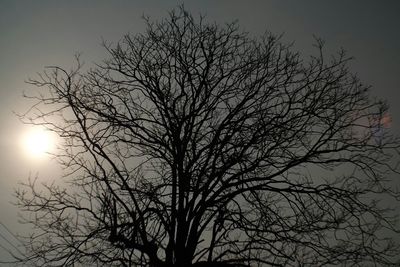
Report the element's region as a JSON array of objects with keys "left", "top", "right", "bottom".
[{"left": 0, "top": 0, "right": 399, "bottom": 264}]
